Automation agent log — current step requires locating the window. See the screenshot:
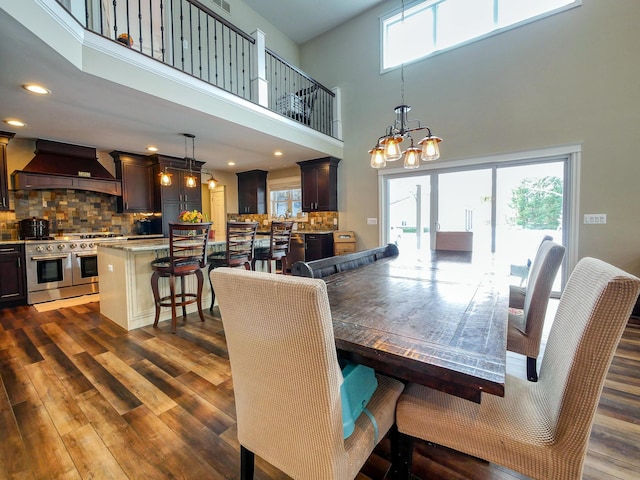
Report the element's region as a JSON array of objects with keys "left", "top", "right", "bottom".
[
  {"left": 382, "top": 0, "right": 579, "bottom": 71},
  {"left": 268, "top": 177, "right": 302, "bottom": 217}
]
